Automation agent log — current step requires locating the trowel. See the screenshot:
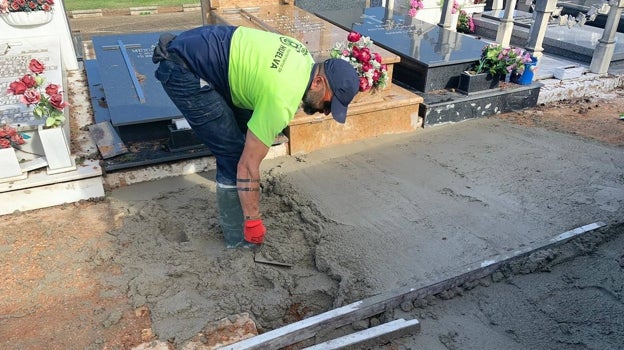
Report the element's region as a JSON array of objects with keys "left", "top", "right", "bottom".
[{"left": 253, "top": 246, "right": 293, "bottom": 268}]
